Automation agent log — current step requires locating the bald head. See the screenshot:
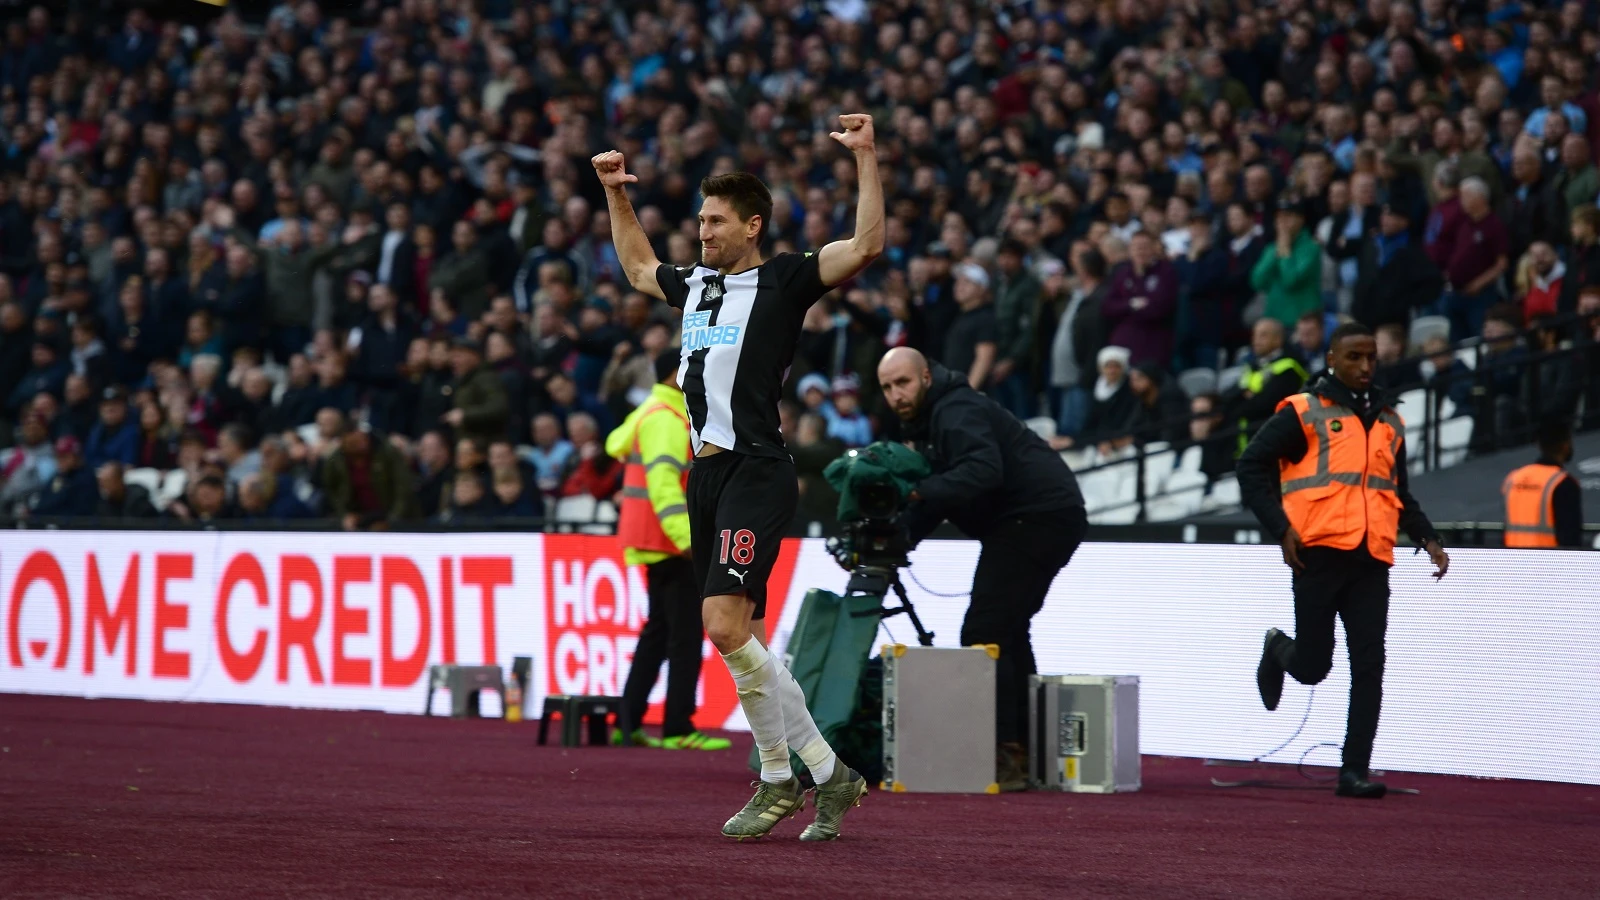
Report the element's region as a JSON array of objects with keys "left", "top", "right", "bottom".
[
  {"left": 1252, "top": 317, "right": 1286, "bottom": 357},
  {"left": 879, "top": 347, "right": 928, "bottom": 378},
  {"left": 878, "top": 347, "right": 933, "bottom": 421}
]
